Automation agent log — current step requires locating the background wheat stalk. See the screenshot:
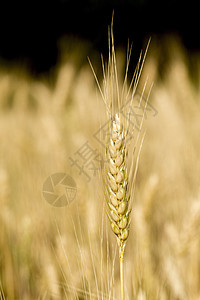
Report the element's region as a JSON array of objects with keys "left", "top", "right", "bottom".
[{"left": 89, "top": 15, "right": 150, "bottom": 299}]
